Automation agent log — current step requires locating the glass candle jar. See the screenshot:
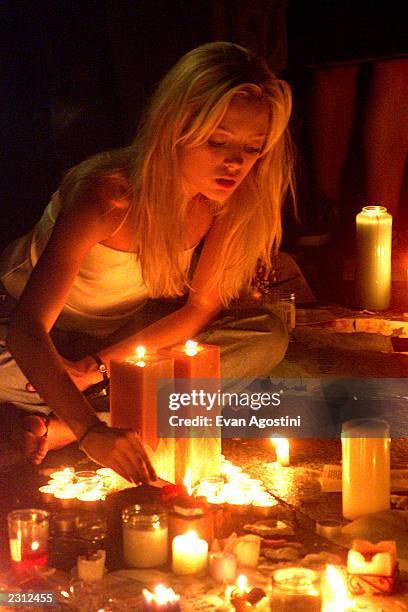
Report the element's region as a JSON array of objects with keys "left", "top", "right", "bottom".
[
  {"left": 270, "top": 567, "right": 322, "bottom": 611},
  {"left": 122, "top": 504, "right": 168, "bottom": 568},
  {"left": 8, "top": 509, "right": 50, "bottom": 571},
  {"left": 74, "top": 471, "right": 102, "bottom": 494}
]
